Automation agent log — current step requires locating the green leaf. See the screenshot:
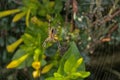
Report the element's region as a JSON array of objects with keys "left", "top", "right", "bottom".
[
  {"left": 77, "top": 71, "right": 90, "bottom": 78},
  {"left": 17, "top": 55, "right": 33, "bottom": 69},
  {"left": 54, "top": 0, "right": 63, "bottom": 13},
  {"left": 12, "top": 49, "right": 26, "bottom": 60},
  {"left": 41, "top": 59, "right": 47, "bottom": 67},
  {"left": 46, "top": 77, "right": 63, "bottom": 80},
  {"left": 38, "top": 8, "right": 47, "bottom": 16},
  {"left": 25, "top": 23, "right": 48, "bottom": 44},
  {"left": 11, "top": 49, "right": 32, "bottom": 69},
  {"left": 45, "top": 43, "right": 58, "bottom": 57},
  {"left": 70, "top": 71, "right": 90, "bottom": 79},
  {"left": 58, "top": 42, "right": 84, "bottom": 75},
  {"left": 54, "top": 73, "right": 63, "bottom": 78},
  {"left": 70, "top": 72, "right": 82, "bottom": 79},
  {"left": 64, "top": 55, "right": 76, "bottom": 74},
  {"left": 22, "top": 33, "right": 36, "bottom": 47},
  {"left": 71, "top": 58, "right": 83, "bottom": 72}
]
